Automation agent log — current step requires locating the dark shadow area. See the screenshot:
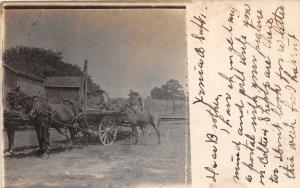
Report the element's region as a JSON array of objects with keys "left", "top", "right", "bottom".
[
  {"left": 3, "top": 130, "right": 134, "bottom": 159},
  {"left": 5, "top": 150, "right": 40, "bottom": 159},
  {"left": 115, "top": 130, "right": 132, "bottom": 142},
  {"left": 4, "top": 146, "right": 73, "bottom": 159},
  {"left": 11, "top": 145, "right": 39, "bottom": 152},
  {"left": 51, "top": 129, "right": 133, "bottom": 145},
  {"left": 52, "top": 139, "right": 68, "bottom": 145}
]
